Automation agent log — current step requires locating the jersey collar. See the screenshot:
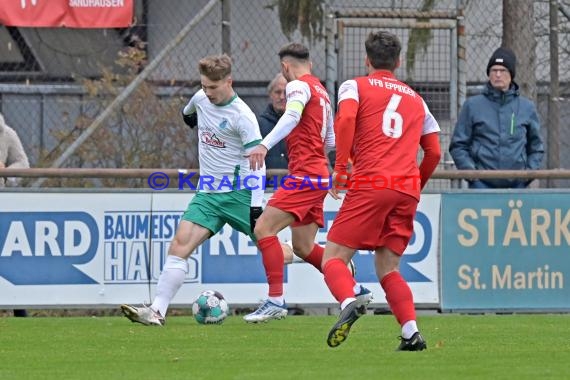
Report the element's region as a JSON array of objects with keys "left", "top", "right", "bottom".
[
  {"left": 215, "top": 93, "right": 238, "bottom": 107},
  {"left": 369, "top": 70, "right": 395, "bottom": 79}
]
